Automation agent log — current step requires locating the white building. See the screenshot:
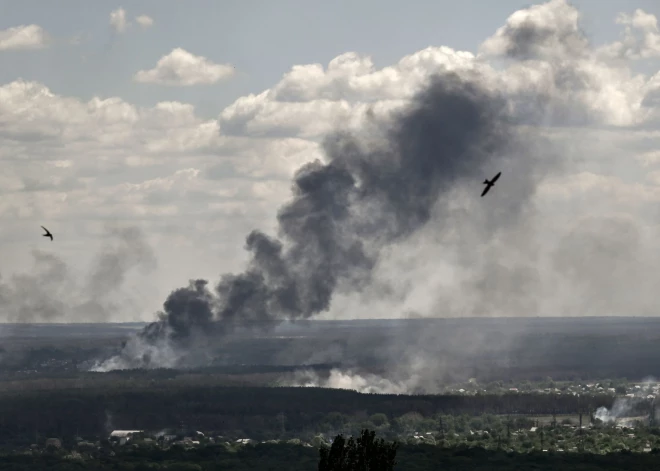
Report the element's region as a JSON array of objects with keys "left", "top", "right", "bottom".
[{"left": 109, "top": 430, "right": 144, "bottom": 446}]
